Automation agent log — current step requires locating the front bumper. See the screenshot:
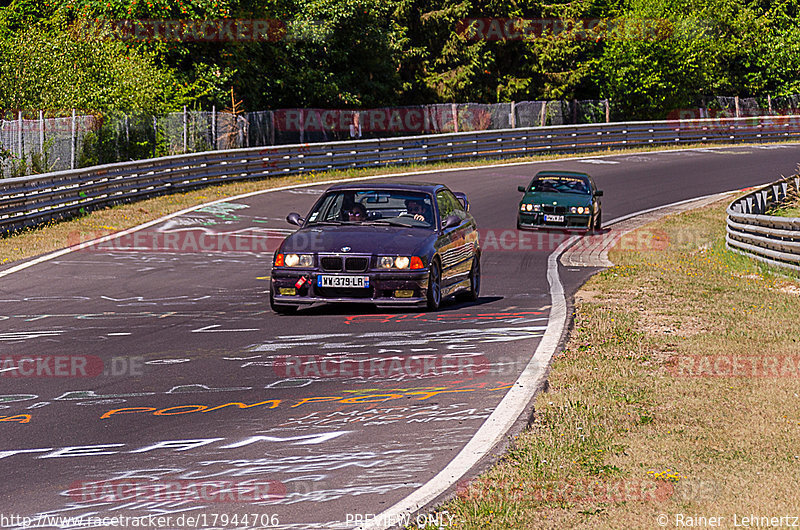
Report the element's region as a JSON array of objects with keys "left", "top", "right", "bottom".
[
  {"left": 518, "top": 212, "right": 591, "bottom": 230},
  {"left": 271, "top": 269, "right": 429, "bottom": 306}
]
